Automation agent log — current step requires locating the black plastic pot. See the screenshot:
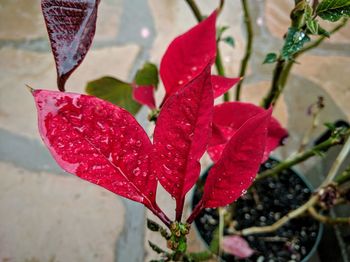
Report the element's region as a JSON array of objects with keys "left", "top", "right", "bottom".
[{"left": 191, "top": 158, "right": 323, "bottom": 262}]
